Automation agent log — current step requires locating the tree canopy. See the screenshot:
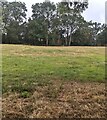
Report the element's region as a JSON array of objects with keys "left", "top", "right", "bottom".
[{"left": 1, "top": 1, "right": 106, "bottom": 46}]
